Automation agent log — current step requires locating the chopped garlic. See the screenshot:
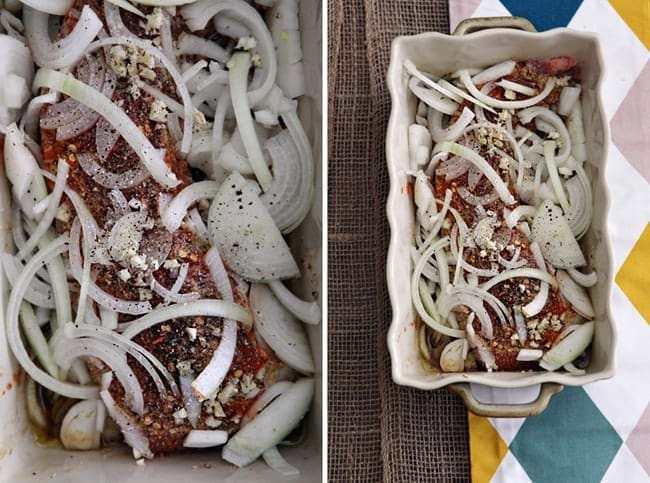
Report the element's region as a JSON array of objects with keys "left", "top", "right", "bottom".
[
  {"left": 149, "top": 99, "right": 168, "bottom": 123},
  {"left": 138, "top": 288, "right": 153, "bottom": 301},
  {"left": 217, "top": 382, "right": 237, "bottom": 404},
  {"left": 163, "top": 259, "right": 180, "bottom": 269},
  {"left": 185, "top": 327, "right": 197, "bottom": 341},
  {"left": 130, "top": 254, "right": 148, "bottom": 270},
  {"left": 118, "top": 269, "right": 131, "bottom": 282},
  {"left": 236, "top": 36, "right": 257, "bottom": 51},
  {"left": 146, "top": 8, "right": 165, "bottom": 31},
  {"left": 205, "top": 416, "right": 222, "bottom": 428},
  {"left": 504, "top": 89, "right": 516, "bottom": 100},
  {"left": 173, "top": 408, "right": 188, "bottom": 425}
]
